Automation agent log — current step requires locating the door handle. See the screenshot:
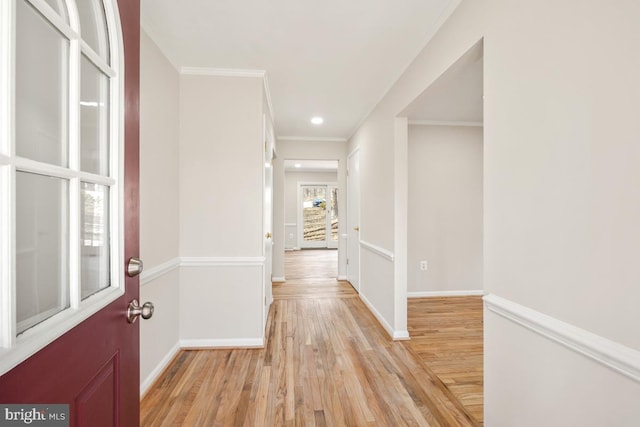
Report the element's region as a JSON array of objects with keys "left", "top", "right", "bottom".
[
  {"left": 265, "top": 232, "right": 272, "bottom": 239},
  {"left": 127, "top": 299, "right": 154, "bottom": 323},
  {"left": 354, "top": 227, "right": 360, "bottom": 232}
]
